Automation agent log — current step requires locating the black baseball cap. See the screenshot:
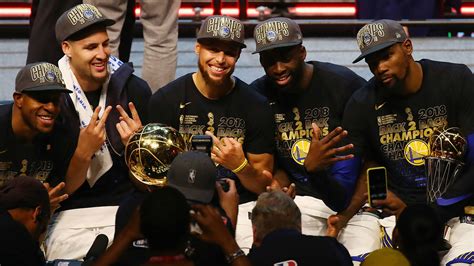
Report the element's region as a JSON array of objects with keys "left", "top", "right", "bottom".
[
  {"left": 167, "top": 151, "right": 217, "bottom": 203},
  {"left": 353, "top": 19, "right": 408, "bottom": 63},
  {"left": 55, "top": 4, "right": 115, "bottom": 42},
  {"left": 197, "top": 15, "right": 246, "bottom": 48},
  {"left": 15, "top": 62, "right": 70, "bottom": 93},
  {"left": 253, "top": 17, "right": 303, "bottom": 54},
  {"left": 0, "top": 176, "right": 50, "bottom": 217}
]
